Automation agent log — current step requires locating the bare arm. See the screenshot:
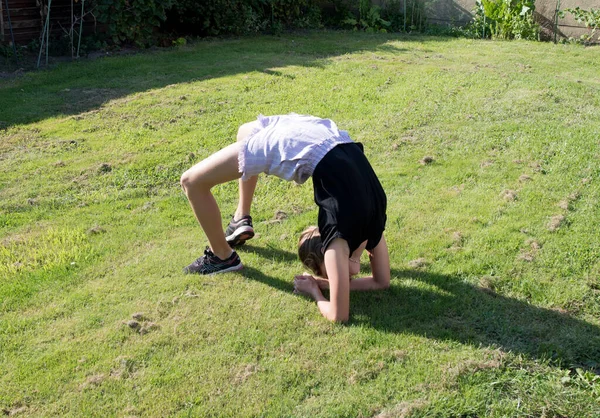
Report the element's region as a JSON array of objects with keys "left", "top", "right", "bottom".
[
  {"left": 346, "top": 234, "right": 390, "bottom": 291},
  {"left": 349, "top": 240, "right": 367, "bottom": 276},
  {"left": 312, "top": 235, "right": 390, "bottom": 292},
  {"left": 294, "top": 238, "right": 350, "bottom": 322}
]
